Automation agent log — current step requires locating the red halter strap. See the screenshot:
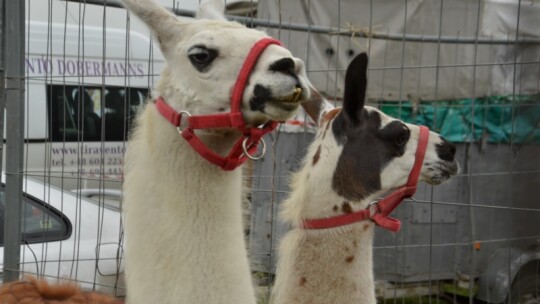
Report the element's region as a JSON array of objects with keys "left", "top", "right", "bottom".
[
  {"left": 155, "top": 37, "right": 282, "bottom": 171},
  {"left": 301, "top": 126, "right": 430, "bottom": 232}
]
